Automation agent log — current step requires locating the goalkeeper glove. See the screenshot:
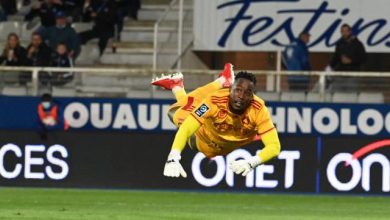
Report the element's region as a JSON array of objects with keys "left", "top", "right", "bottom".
[
  {"left": 163, "top": 150, "right": 187, "bottom": 178},
  {"left": 229, "top": 156, "right": 261, "bottom": 176}
]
